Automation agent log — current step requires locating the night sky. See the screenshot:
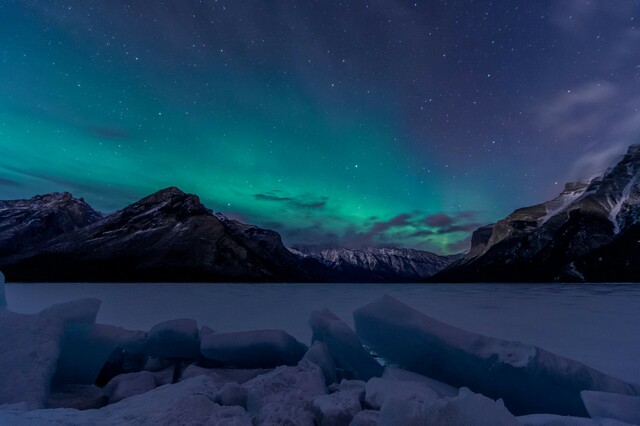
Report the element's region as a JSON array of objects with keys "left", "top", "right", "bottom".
[{"left": 1, "top": 1, "right": 639, "bottom": 253}]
